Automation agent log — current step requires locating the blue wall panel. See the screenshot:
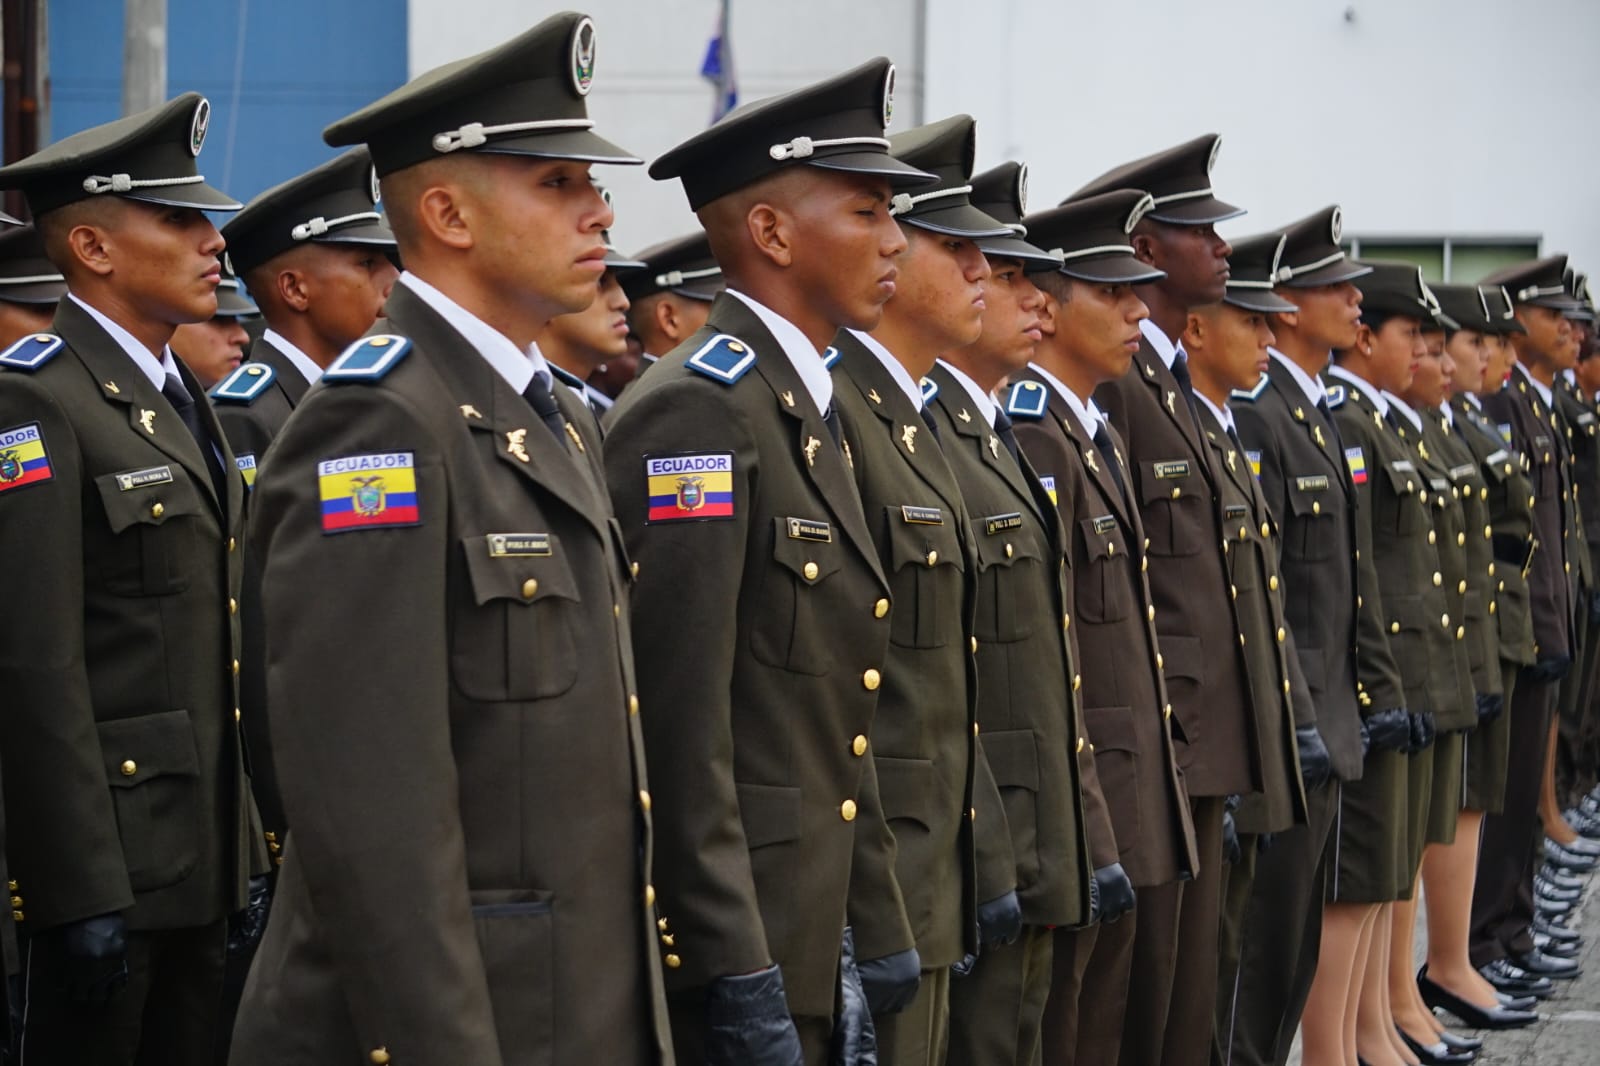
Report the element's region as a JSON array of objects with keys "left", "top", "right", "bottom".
[{"left": 45, "top": 0, "right": 407, "bottom": 207}]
